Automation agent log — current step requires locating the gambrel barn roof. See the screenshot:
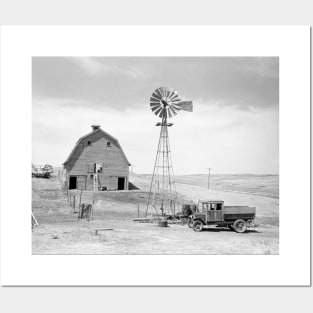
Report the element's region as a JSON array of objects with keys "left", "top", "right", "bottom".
[{"left": 63, "top": 126, "right": 131, "bottom": 166}]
